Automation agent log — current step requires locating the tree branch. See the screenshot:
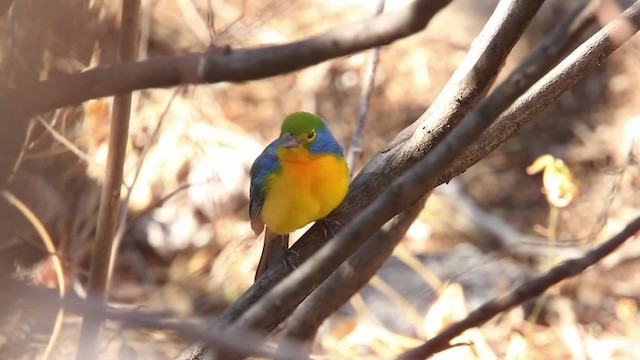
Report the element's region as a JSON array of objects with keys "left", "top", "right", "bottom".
[
  {"left": 174, "top": 1, "right": 451, "bottom": 358},
  {"left": 0, "top": 278, "right": 294, "bottom": 360},
  {"left": 221, "top": 0, "right": 640, "bottom": 349},
  {"left": 274, "top": 195, "right": 429, "bottom": 360},
  {"left": 176, "top": 1, "right": 548, "bottom": 356},
  {"left": 440, "top": 0, "right": 639, "bottom": 185},
  {"left": 0, "top": 0, "right": 451, "bottom": 119},
  {"left": 176, "top": 1, "right": 640, "bottom": 358},
  {"left": 383, "top": 0, "right": 547, "bottom": 156},
  {"left": 76, "top": 0, "right": 141, "bottom": 357},
  {"left": 208, "top": 0, "right": 547, "bottom": 334},
  {"left": 224, "top": 0, "right": 547, "bottom": 342},
  {"left": 345, "top": 0, "right": 386, "bottom": 177},
  {"left": 398, "top": 215, "right": 640, "bottom": 359}
]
